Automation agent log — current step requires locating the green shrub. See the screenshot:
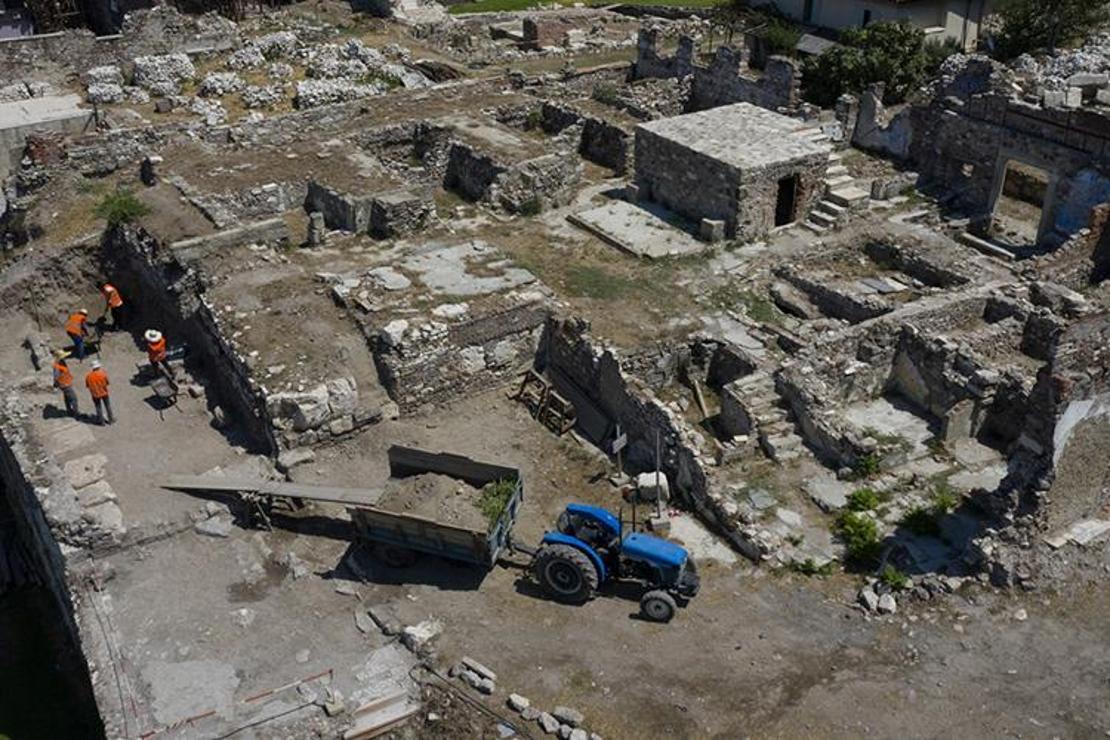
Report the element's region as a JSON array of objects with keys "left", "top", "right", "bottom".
[
  {"left": 850, "top": 453, "right": 881, "bottom": 480},
  {"left": 592, "top": 83, "right": 619, "bottom": 106},
  {"left": 899, "top": 505, "right": 940, "bottom": 537},
  {"left": 526, "top": 108, "right": 542, "bottom": 130},
  {"left": 834, "top": 511, "right": 881, "bottom": 564},
  {"left": 879, "top": 564, "right": 910, "bottom": 590},
  {"left": 760, "top": 21, "right": 801, "bottom": 57},
  {"left": 478, "top": 479, "right": 516, "bottom": 526},
  {"left": 931, "top": 483, "right": 959, "bottom": 515},
  {"left": 517, "top": 196, "right": 542, "bottom": 216},
  {"left": 93, "top": 188, "right": 150, "bottom": 227},
  {"left": 846, "top": 487, "right": 880, "bottom": 512}
]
